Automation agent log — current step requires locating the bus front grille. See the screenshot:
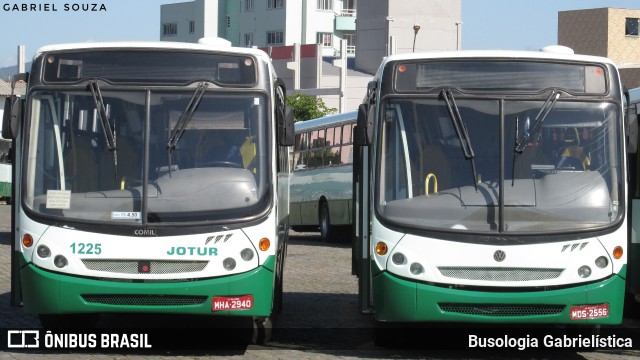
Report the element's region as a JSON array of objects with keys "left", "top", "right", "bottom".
[
  {"left": 82, "top": 294, "right": 208, "bottom": 307},
  {"left": 438, "top": 303, "right": 565, "bottom": 317},
  {"left": 437, "top": 267, "right": 563, "bottom": 282},
  {"left": 81, "top": 259, "right": 208, "bottom": 275}
]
